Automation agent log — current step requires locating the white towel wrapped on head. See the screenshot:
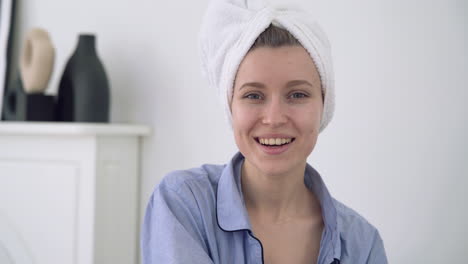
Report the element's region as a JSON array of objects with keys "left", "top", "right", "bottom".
[{"left": 198, "top": 0, "right": 335, "bottom": 132}]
